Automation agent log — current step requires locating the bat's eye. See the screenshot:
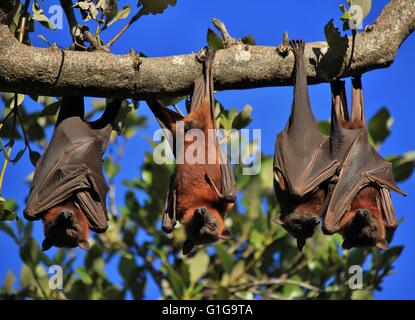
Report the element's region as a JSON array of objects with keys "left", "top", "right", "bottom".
[
  {"left": 207, "top": 221, "right": 217, "bottom": 230},
  {"left": 369, "top": 226, "right": 377, "bottom": 233}
]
